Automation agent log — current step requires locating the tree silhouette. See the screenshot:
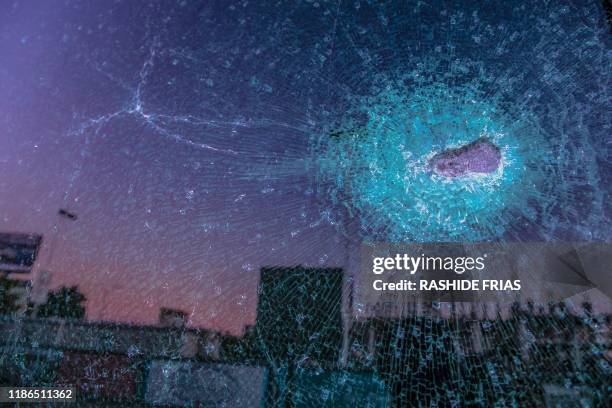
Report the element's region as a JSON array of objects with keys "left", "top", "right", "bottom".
[
  {"left": 0, "top": 274, "right": 21, "bottom": 315},
  {"left": 33, "top": 286, "right": 86, "bottom": 319}
]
